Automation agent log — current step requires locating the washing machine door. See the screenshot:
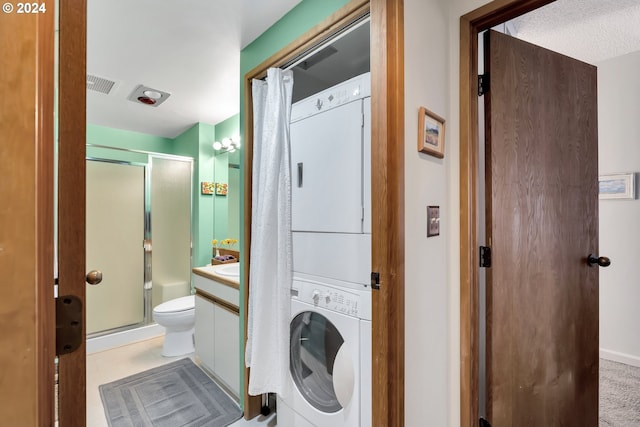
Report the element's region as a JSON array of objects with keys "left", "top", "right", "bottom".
[{"left": 290, "top": 311, "right": 355, "bottom": 413}]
